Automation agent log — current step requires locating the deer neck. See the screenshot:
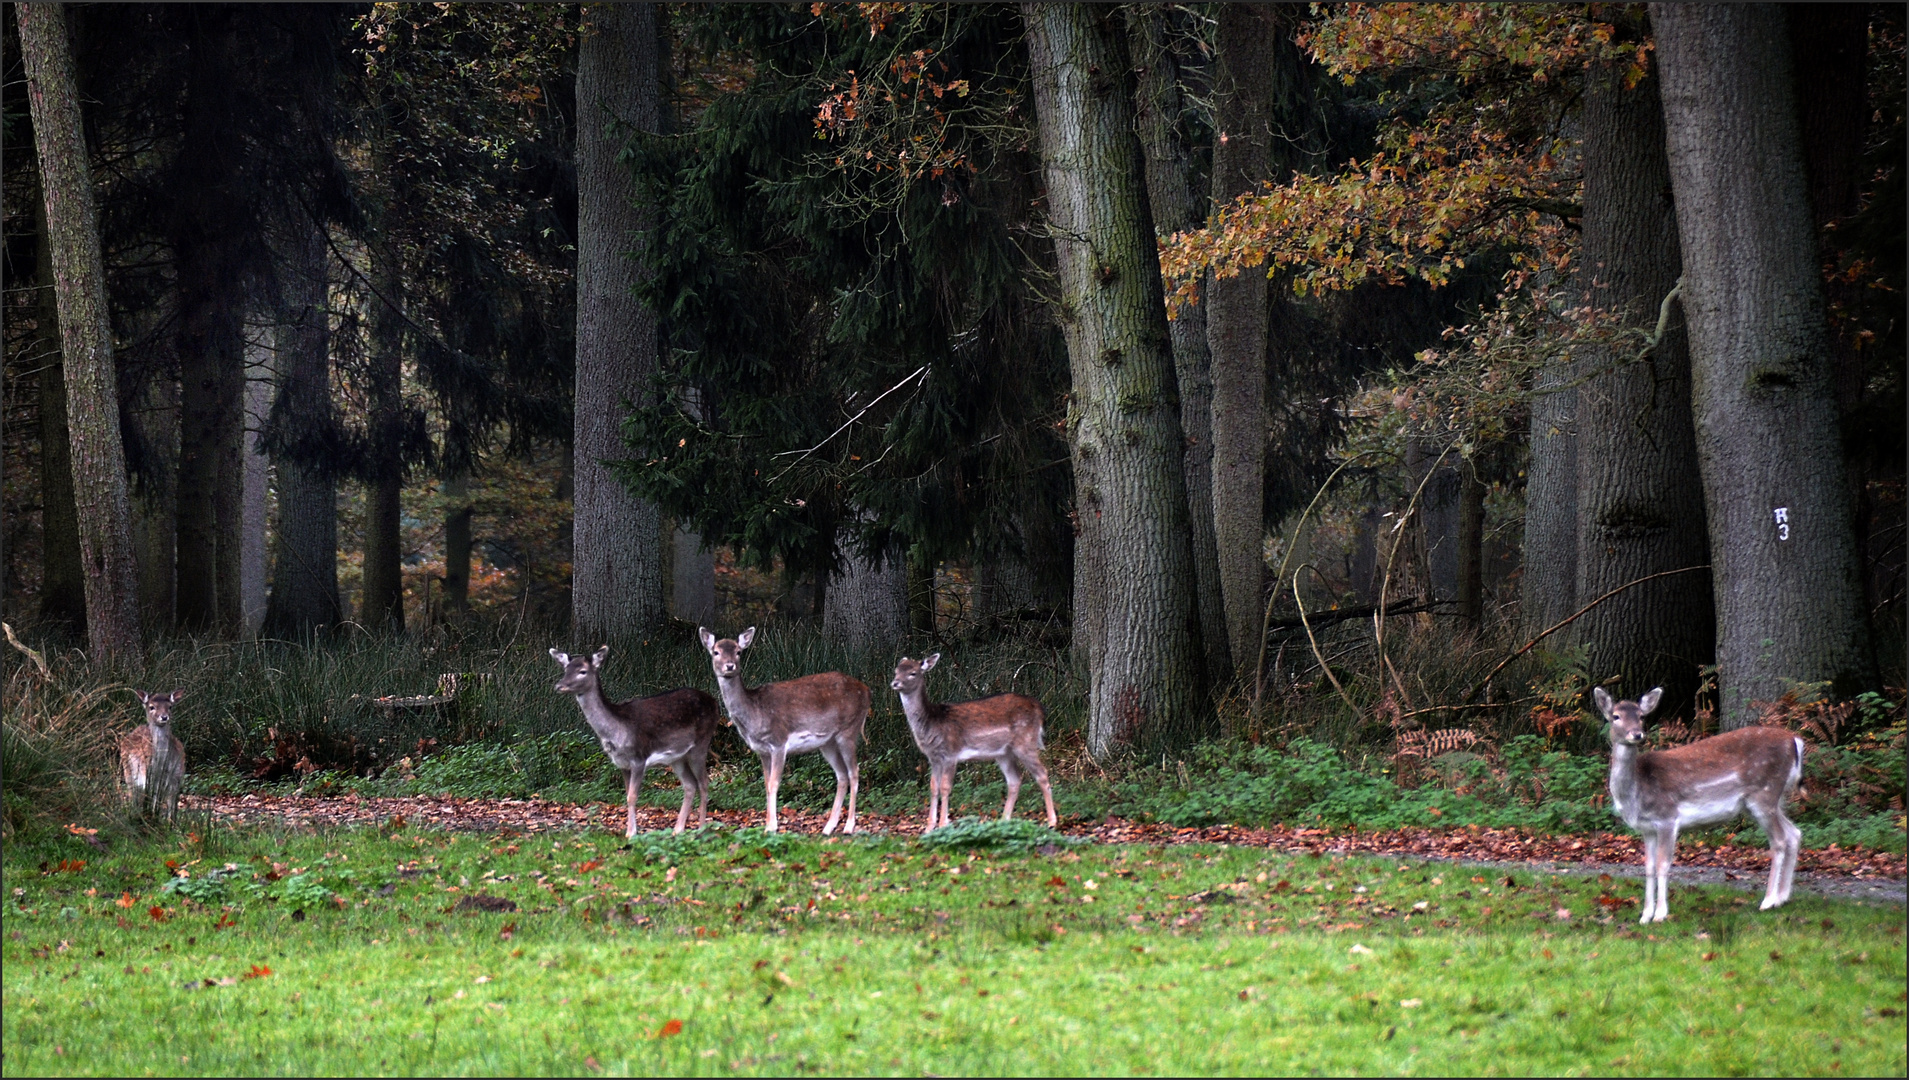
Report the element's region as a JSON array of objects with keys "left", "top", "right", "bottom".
[
  {"left": 1607, "top": 741, "right": 1645, "bottom": 828},
  {"left": 896, "top": 685, "right": 935, "bottom": 735},
  {"left": 713, "top": 673, "right": 767, "bottom": 738},
  {"left": 569, "top": 680, "right": 628, "bottom": 740},
  {"left": 147, "top": 722, "right": 176, "bottom": 763}
]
